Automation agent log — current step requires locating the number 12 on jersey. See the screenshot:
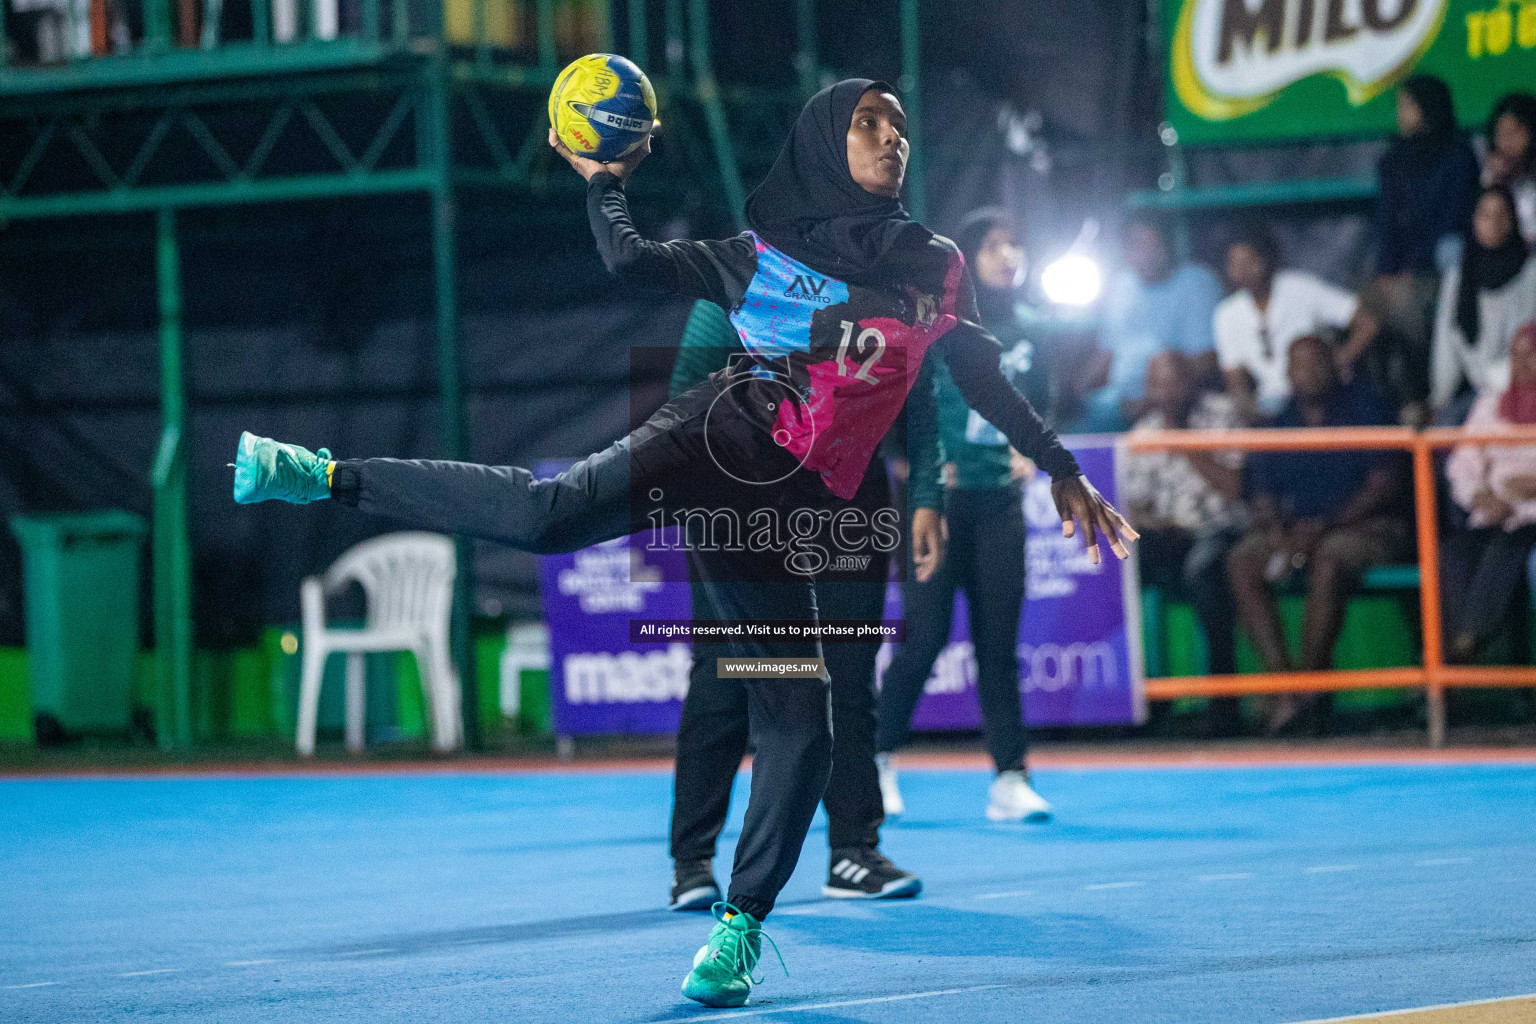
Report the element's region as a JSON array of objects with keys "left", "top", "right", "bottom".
[{"left": 835, "top": 320, "right": 886, "bottom": 384}]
